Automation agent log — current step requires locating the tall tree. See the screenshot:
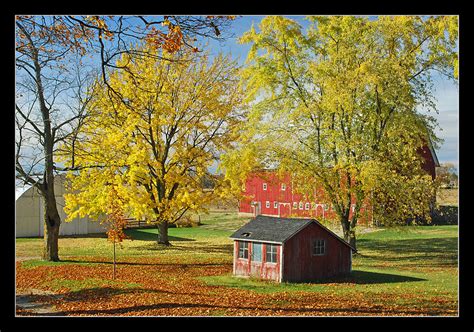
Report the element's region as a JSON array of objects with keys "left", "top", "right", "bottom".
[
  {"left": 61, "top": 46, "right": 244, "bottom": 245},
  {"left": 222, "top": 16, "right": 458, "bottom": 249},
  {"left": 15, "top": 17, "right": 96, "bottom": 261},
  {"left": 15, "top": 15, "right": 236, "bottom": 260}
]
